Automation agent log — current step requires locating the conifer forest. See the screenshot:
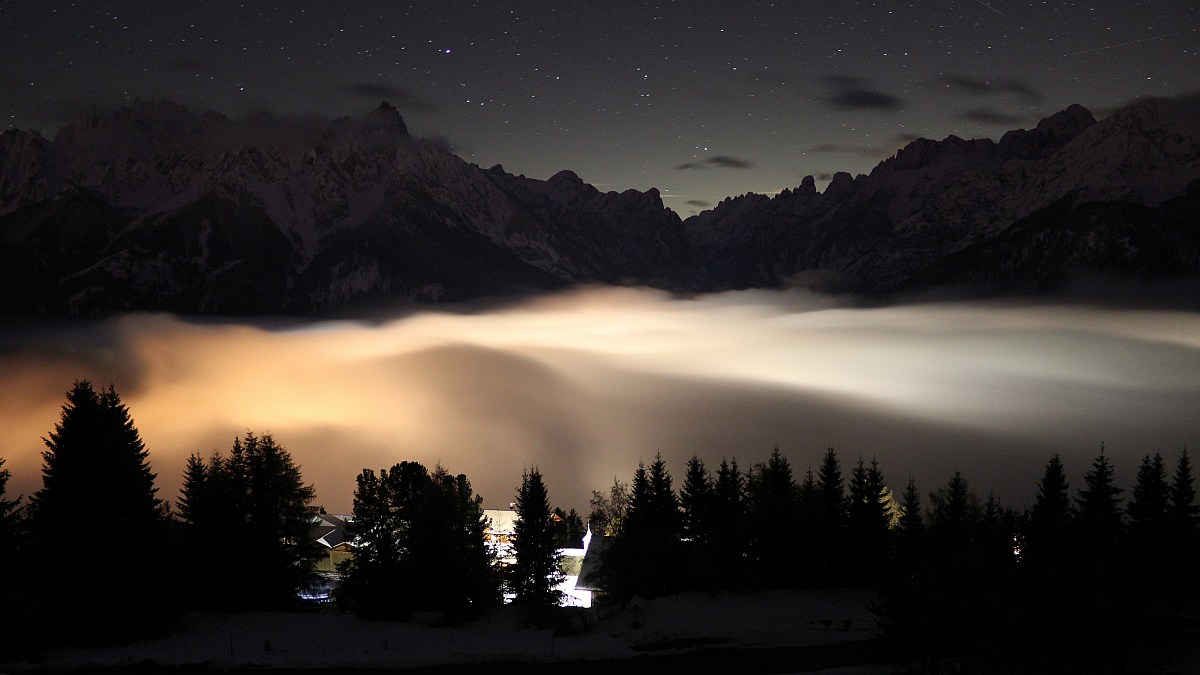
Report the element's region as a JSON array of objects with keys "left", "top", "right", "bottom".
[{"left": 0, "top": 380, "right": 1197, "bottom": 672}]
